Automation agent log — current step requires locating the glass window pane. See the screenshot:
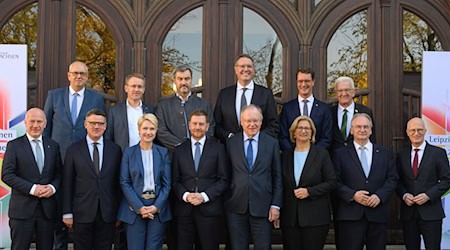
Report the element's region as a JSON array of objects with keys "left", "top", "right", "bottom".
[
  {"left": 315, "top": 0, "right": 323, "bottom": 6},
  {"left": 75, "top": 4, "right": 116, "bottom": 96},
  {"left": 243, "top": 7, "right": 283, "bottom": 97},
  {"left": 403, "top": 10, "right": 442, "bottom": 72},
  {"left": 327, "top": 10, "right": 368, "bottom": 101},
  {"left": 162, "top": 7, "right": 203, "bottom": 96}
]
